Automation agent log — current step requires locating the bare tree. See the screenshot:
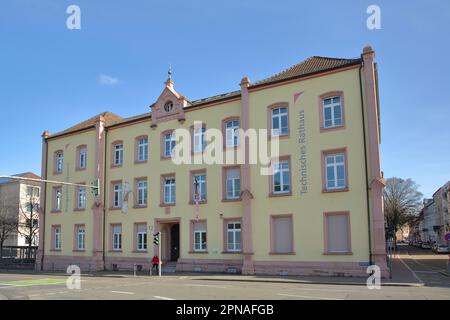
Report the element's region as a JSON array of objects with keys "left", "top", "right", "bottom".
[
  {"left": 384, "top": 177, "right": 423, "bottom": 243},
  {"left": 0, "top": 194, "right": 19, "bottom": 258},
  {"left": 18, "top": 187, "right": 40, "bottom": 259}
]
